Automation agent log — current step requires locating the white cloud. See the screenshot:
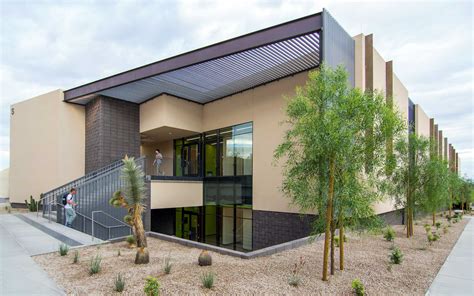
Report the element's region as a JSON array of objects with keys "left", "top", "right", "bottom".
[{"left": 0, "top": 0, "right": 472, "bottom": 177}]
